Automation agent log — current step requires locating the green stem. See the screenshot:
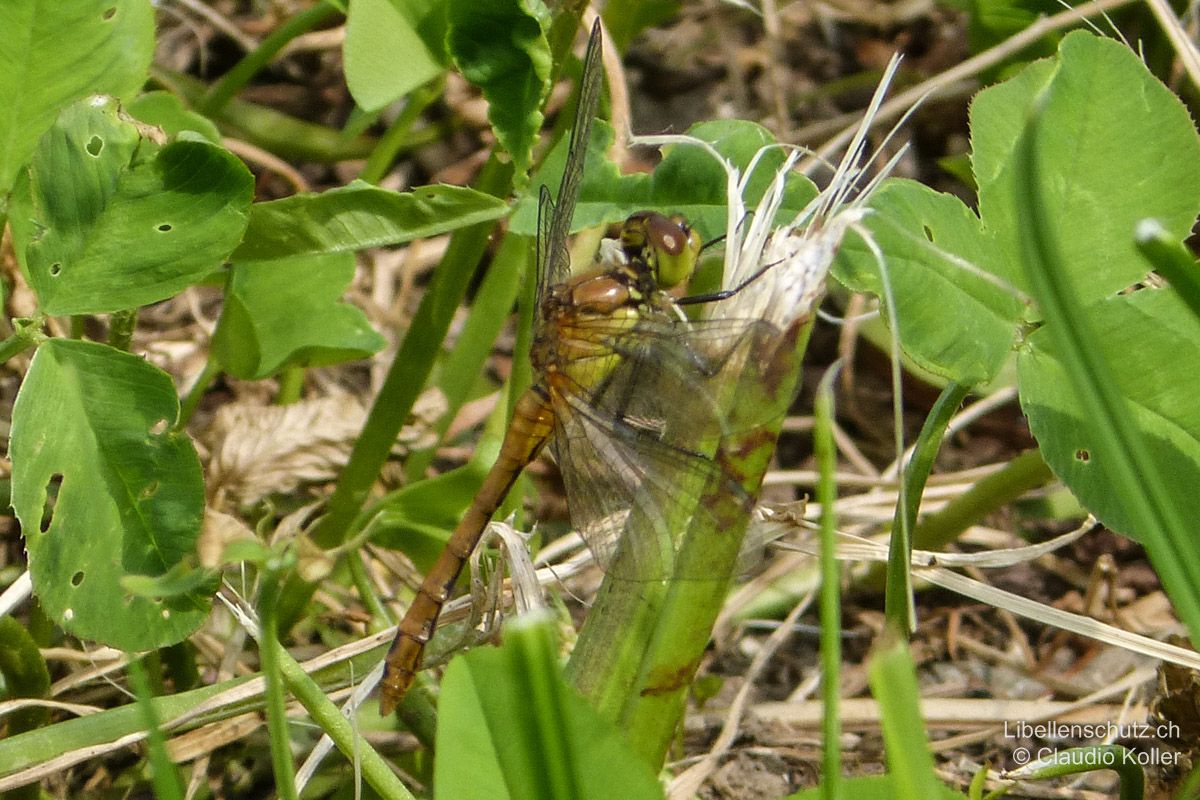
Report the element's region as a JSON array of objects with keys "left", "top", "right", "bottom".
[
  {"left": 152, "top": 66, "right": 381, "bottom": 163},
  {"left": 127, "top": 656, "right": 185, "bottom": 800},
  {"left": 0, "top": 319, "right": 45, "bottom": 363},
  {"left": 278, "top": 156, "right": 513, "bottom": 633},
  {"left": 567, "top": 321, "right": 812, "bottom": 765},
  {"left": 814, "top": 366, "right": 842, "bottom": 796},
  {"left": 360, "top": 78, "right": 444, "bottom": 185},
  {"left": 178, "top": 359, "right": 220, "bottom": 427},
  {"left": 404, "top": 231, "right": 532, "bottom": 482},
  {"left": 108, "top": 309, "right": 137, "bottom": 351},
  {"left": 200, "top": 3, "right": 339, "bottom": 116},
  {"left": 276, "top": 366, "right": 304, "bottom": 406},
  {"left": 310, "top": 155, "right": 513, "bottom": 550},
  {"left": 1135, "top": 222, "right": 1200, "bottom": 321},
  {"left": 346, "top": 549, "right": 391, "bottom": 632},
  {"left": 913, "top": 447, "right": 1053, "bottom": 551},
  {"left": 1006, "top": 746, "right": 1144, "bottom": 800},
  {"left": 863, "top": 447, "right": 1053, "bottom": 593},
  {"left": 272, "top": 639, "right": 415, "bottom": 799},
  {"left": 885, "top": 381, "right": 971, "bottom": 634},
  {"left": 258, "top": 568, "right": 300, "bottom": 800}
]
